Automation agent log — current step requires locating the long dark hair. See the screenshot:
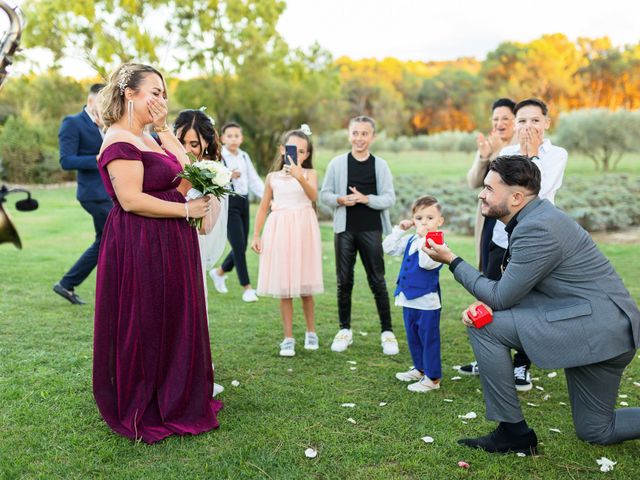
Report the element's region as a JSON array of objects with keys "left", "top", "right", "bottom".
[
  {"left": 173, "top": 109, "right": 221, "bottom": 161},
  {"left": 270, "top": 129, "right": 314, "bottom": 172}
]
